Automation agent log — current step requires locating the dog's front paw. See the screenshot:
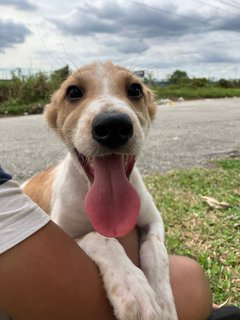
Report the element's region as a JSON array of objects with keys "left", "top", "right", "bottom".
[
  {"left": 77, "top": 232, "right": 162, "bottom": 320},
  {"left": 108, "top": 266, "right": 162, "bottom": 320}
]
